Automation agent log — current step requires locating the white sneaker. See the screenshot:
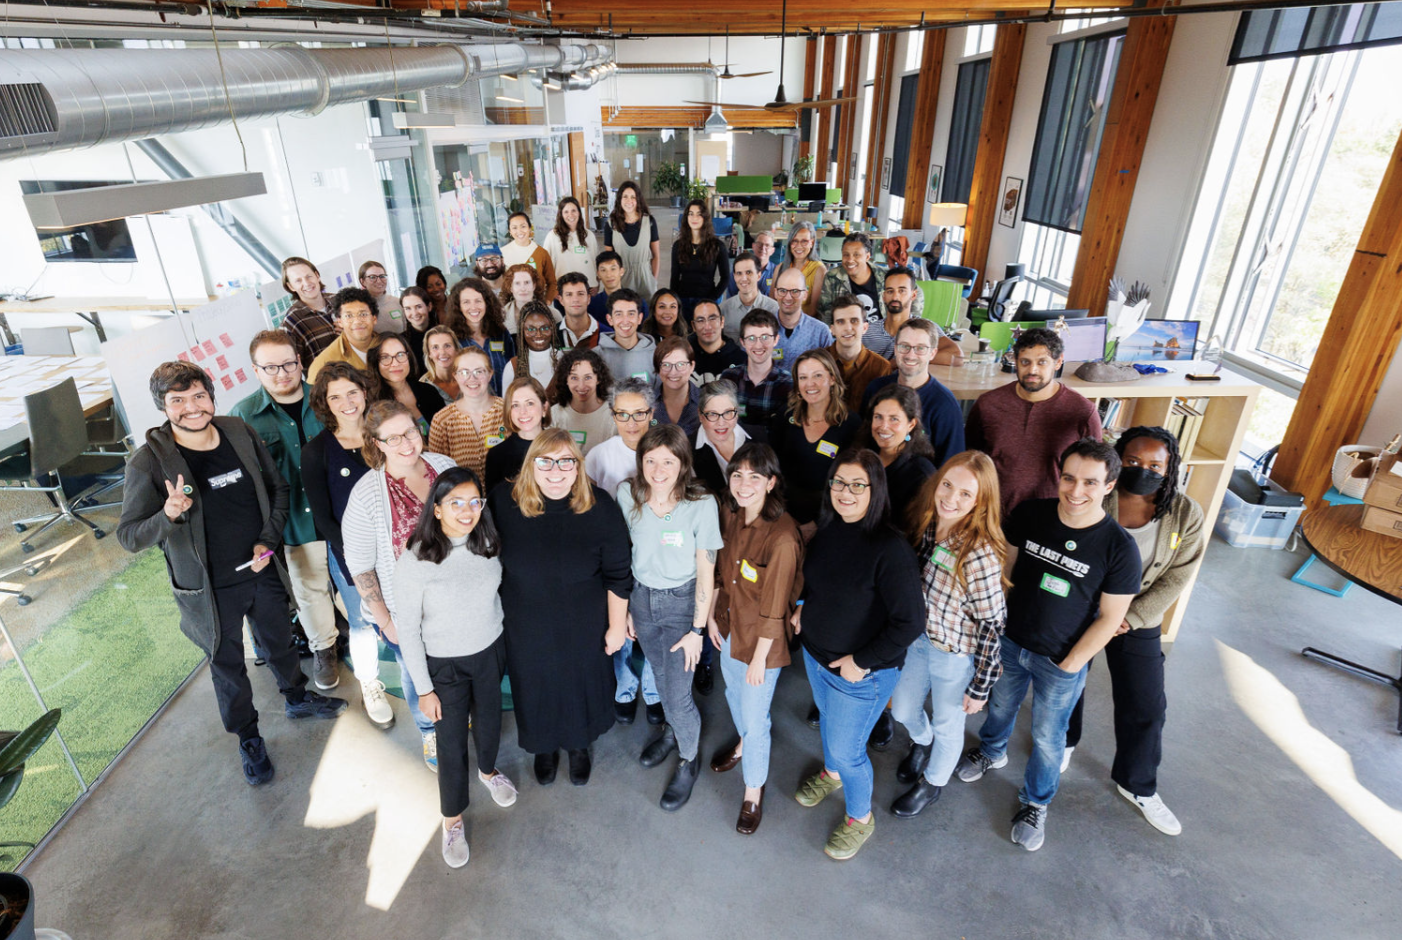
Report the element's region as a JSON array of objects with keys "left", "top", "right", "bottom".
[
  {"left": 360, "top": 679, "right": 394, "bottom": 730},
  {"left": 1117, "top": 785, "right": 1182, "bottom": 836},
  {"left": 1060, "top": 745, "right": 1075, "bottom": 774},
  {"left": 441, "top": 820, "right": 469, "bottom": 868},
  {"left": 480, "top": 770, "right": 518, "bottom": 807},
  {"left": 422, "top": 732, "right": 438, "bottom": 773}
]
